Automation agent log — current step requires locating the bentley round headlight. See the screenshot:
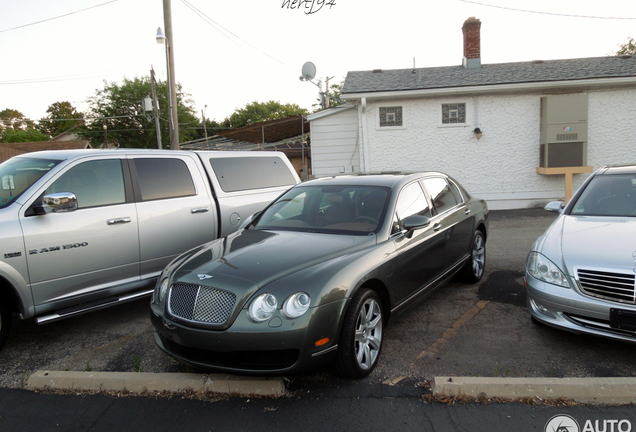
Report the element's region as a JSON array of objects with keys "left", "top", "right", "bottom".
[
  {"left": 158, "top": 278, "right": 170, "bottom": 303},
  {"left": 283, "top": 292, "right": 311, "bottom": 318},
  {"left": 249, "top": 293, "right": 278, "bottom": 322},
  {"left": 526, "top": 252, "right": 570, "bottom": 288}
]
